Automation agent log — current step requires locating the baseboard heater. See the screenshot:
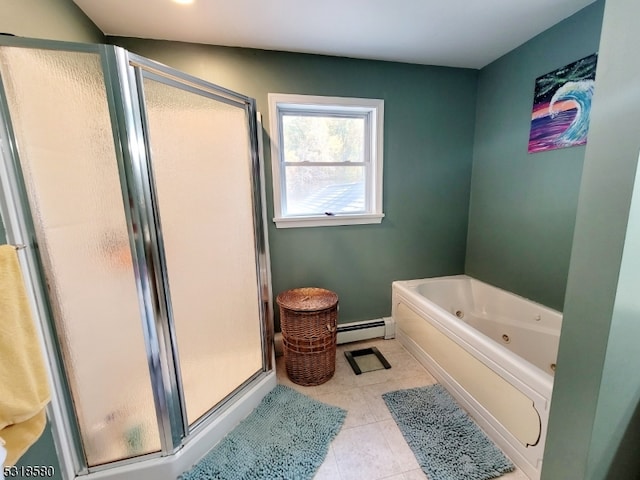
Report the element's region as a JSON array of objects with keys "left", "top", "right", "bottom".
[
  {"left": 337, "top": 318, "right": 394, "bottom": 344},
  {"left": 274, "top": 317, "right": 395, "bottom": 356}
]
